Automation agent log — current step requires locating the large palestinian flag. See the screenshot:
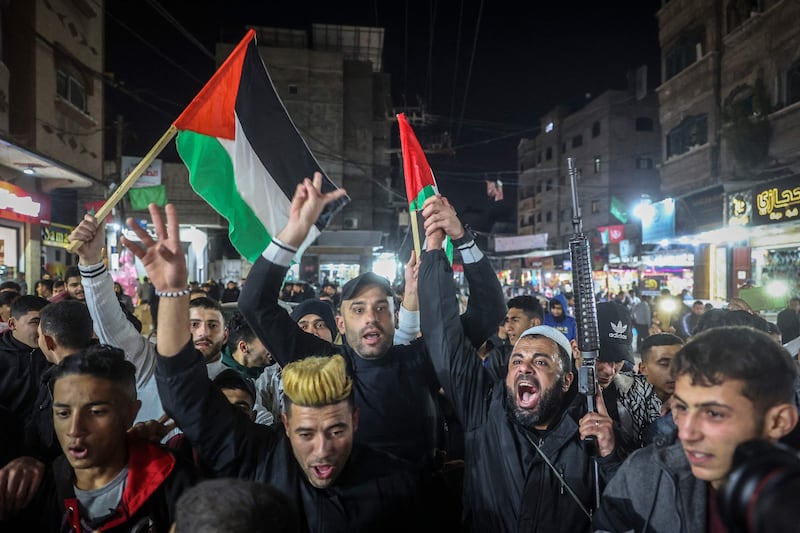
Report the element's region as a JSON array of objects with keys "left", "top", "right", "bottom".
[{"left": 173, "top": 29, "right": 349, "bottom": 262}]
